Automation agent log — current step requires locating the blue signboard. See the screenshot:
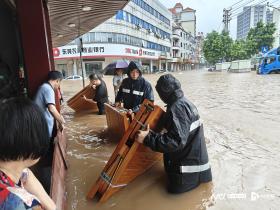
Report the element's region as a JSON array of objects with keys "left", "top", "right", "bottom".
[{"left": 261, "top": 46, "right": 269, "bottom": 53}]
